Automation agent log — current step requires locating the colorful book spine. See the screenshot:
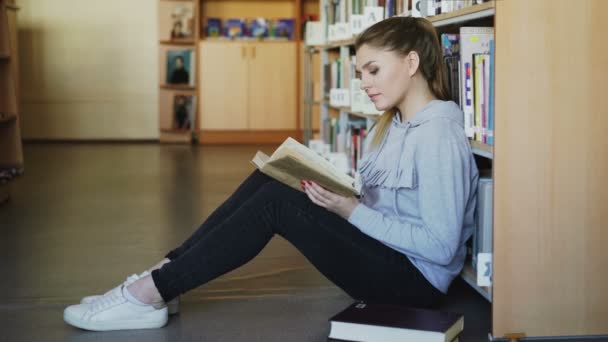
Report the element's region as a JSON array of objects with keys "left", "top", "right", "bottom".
[
  {"left": 459, "top": 27, "right": 494, "bottom": 138},
  {"left": 487, "top": 39, "right": 495, "bottom": 146}
]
